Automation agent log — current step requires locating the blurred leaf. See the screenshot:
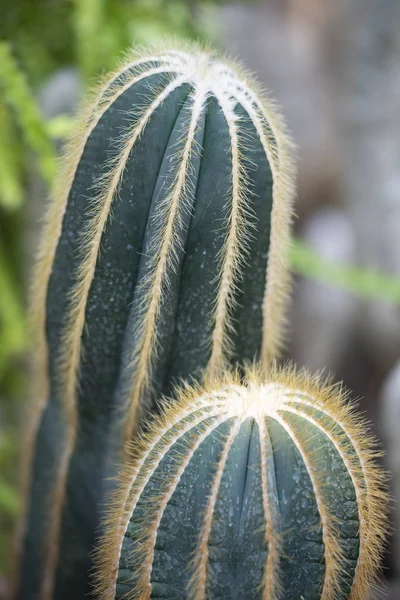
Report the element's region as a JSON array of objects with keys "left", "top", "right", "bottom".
[
  {"left": 73, "top": 0, "right": 107, "bottom": 79},
  {"left": 0, "top": 42, "right": 56, "bottom": 185},
  {"left": 46, "top": 114, "right": 75, "bottom": 139},
  {"left": 291, "top": 238, "right": 400, "bottom": 304},
  {"left": 0, "top": 100, "right": 23, "bottom": 210},
  {"left": 0, "top": 476, "right": 19, "bottom": 516},
  {"left": 0, "top": 237, "right": 26, "bottom": 379}
]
